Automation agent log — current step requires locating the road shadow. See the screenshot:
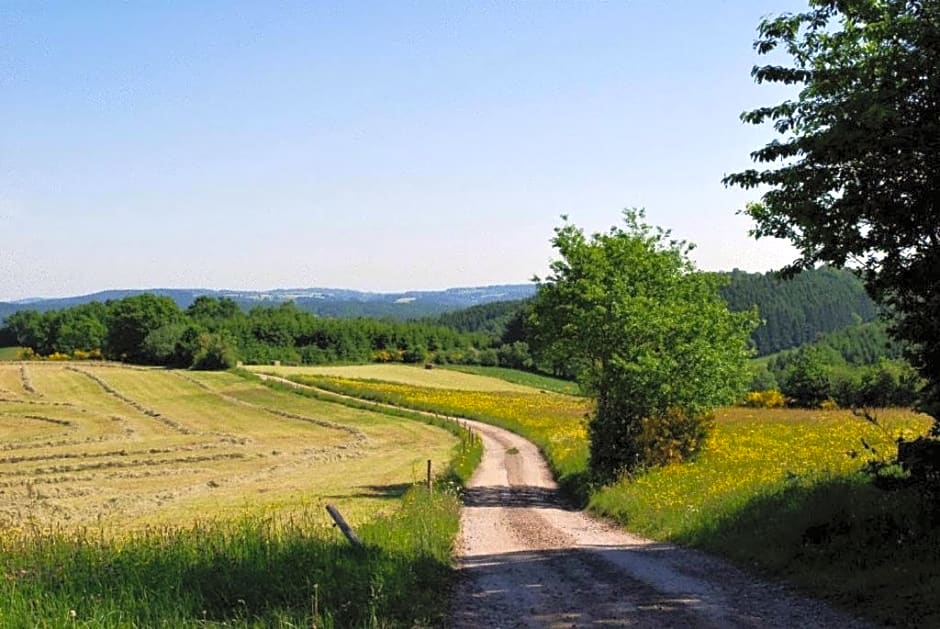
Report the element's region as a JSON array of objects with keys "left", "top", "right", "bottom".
[
  {"left": 451, "top": 543, "right": 868, "bottom": 628},
  {"left": 338, "top": 482, "right": 415, "bottom": 500},
  {"left": 451, "top": 546, "right": 716, "bottom": 628},
  {"left": 462, "top": 484, "right": 577, "bottom": 510}
]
